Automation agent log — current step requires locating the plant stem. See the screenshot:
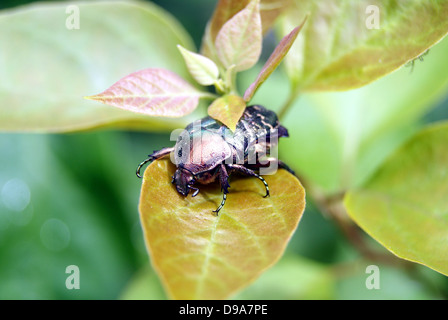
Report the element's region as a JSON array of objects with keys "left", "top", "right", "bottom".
[{"left": 278, "top": 86, "right": 300, "bottom": 120}]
